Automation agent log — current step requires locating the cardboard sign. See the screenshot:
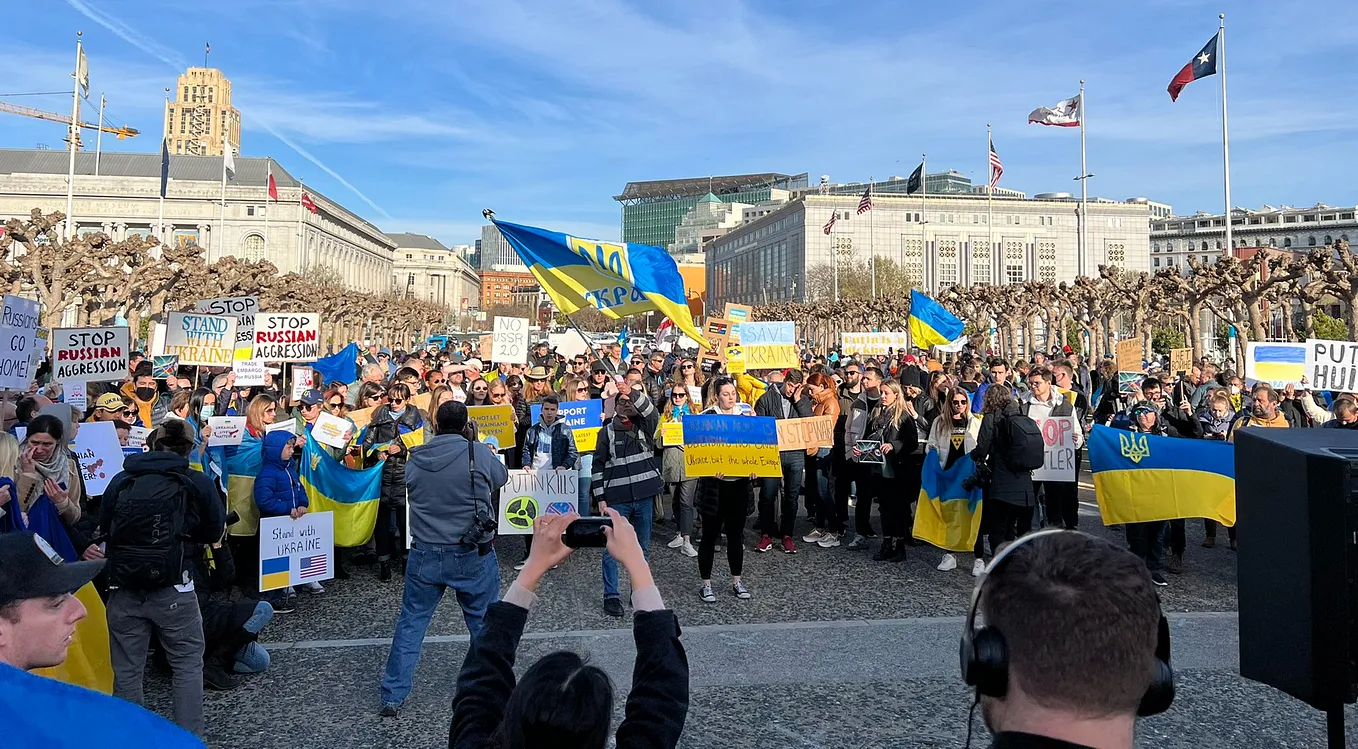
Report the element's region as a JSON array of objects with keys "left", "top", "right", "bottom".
[
  {"left": 72, "top": 420, "right": 124, "bottom": 496},
  {"left": 724, "top": 303, "right": 753, "bottom": 343},
  {"left": 233, "top": 359, "right": 267, "bottom": 387},
  {"left": 292, "top": 366, "right": 314, "bottom": 399},
  {"left": 1306, "top": 339, "right": 1358, "bottom": 393},
  {"left": 347, "top": 407, "right": 374, "bottom": 430},
  {"left": 745, "top": 343, "right": 799, "bottom": 370},
  {"left": 842, "top": 332, "right": 911, "bottom": 357},
  {"left": 312, "top": 411, "right": 355, "bottom": 449},
  {"left": 258, "top": 511, "right": 334, "bottom": 591},
  {"left": 740, "top": 321, "right": 796, "bottom": 346},
  {"left": 253, "top": 313, "right": 321, "bottom": 362},
  {"left": 152, "top": 355, "right": 179, "bottom": 380},
  {"left": 65, "top": 381, "right": 87, "bottom": 411},
  {"left": 681, "top": 414, "right": 781, "bottom": 478},
  {"left": 1169, "top": 348, "right": 1194, "bottom": 375},
  {"left": 1115, "top": 338, "right": 1143, "bottom": 374},
  {"left": 529, "top": 399, "right": 603, "bottom": 453},
  {"left": 478, "top": 334, "right": 493, "bottom": 361},
  {"left": 661, "top": 421, "right": 684, "bottom": 446},
  {"left": 208, "top": 416, "right": 247, "bottom": 446},
  {"left": 127, "top": 425, "right": 150, "bottom": 450},
  {"left": 699, "top": 318, "right": 732, "bottom": 366},
  {"left": 492, "top": 317, "right": 529, "bottom": 364},
  {"left": 467, "top": 404, "right": 517, "bottom": 449},
  {"left": 149, "top": 322, "right": 167, "bottom": 357},
  {"left": 0, "top": 324, "right": 36, "bottom": 390},
  {"left": 194, "top": 295, "right": 258, "bottom": 360},
  {"left": 163, "top": 312, "right": 237, "bottom": 366},
  {"left": 497, "top": 469, "right": 579, "bottom": 535},
  {"left": 1031, "top": 416, "right": 1077, "bottom": 482},
  {"left": 725, "top": 345, "right": 746, "bottom": 374},
  {"left": 1245, "top": 341, "right": 1306, "bottom": 388},
  {"left": 52, "top": 326, "right": 130, "bottom": 383},
  {"left": 266, "top": 419, "right": 297, "bottom": 435},
  {"left": 775, "top": 415, "right": 835, "bottom": 452}
]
